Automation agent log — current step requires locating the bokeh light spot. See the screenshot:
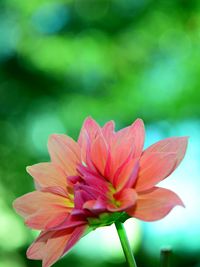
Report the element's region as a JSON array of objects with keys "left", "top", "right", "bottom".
[
  {"left": 32, "top": 3, "right": 70, "bottom": 34},
  {"left": 27, "top": 111, "right": 65, "bottom": 155},
  {"left": 74, "top": 218, "right": 141, "bottom": 261}
]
